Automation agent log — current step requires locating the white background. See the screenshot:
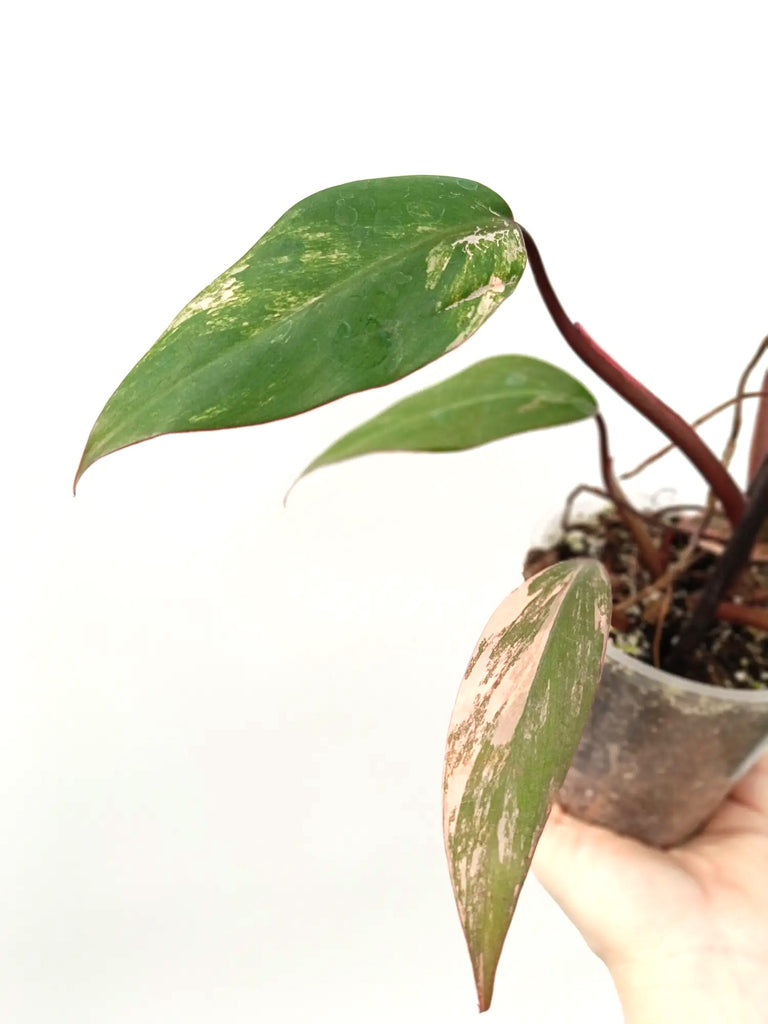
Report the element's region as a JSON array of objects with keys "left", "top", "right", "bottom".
[{"left": 4, "top": 2, "right": 767, "bottom": 1021}]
